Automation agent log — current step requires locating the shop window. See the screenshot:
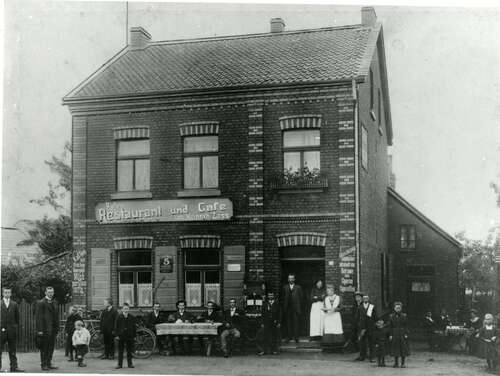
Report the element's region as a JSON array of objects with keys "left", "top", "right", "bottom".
[
  {"left": 117, "top": 139, "right": 150, "bottom": 192},
  {"left": 184, "top": 249, "right": 220, "bottom": 307},
  {"left": 361, "top": 125, "right": 368, "bottom": 170},
  {"left": 411, "top": 281, "right": 431, "bottom": 292},
  {"left": 183, "top": 136, "right": 218, "bottom": 189},
  {"left": 283, "top": 129, "right": 320, "bottom": 174},
  {"left": 118, "top": 250, "right": 152, "bottom": 307},
  {"left": 400, "top": 225, "right": 416, "bottom": 249}
]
